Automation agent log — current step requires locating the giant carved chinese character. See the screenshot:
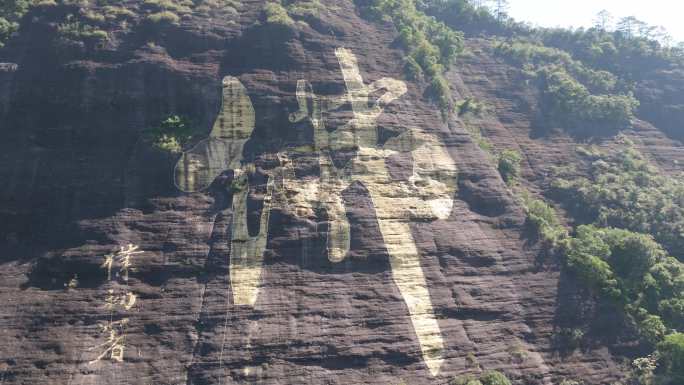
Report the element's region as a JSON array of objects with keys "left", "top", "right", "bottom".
[{"left": 174, "top": 48, "right": 457, "bottom": 375}]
